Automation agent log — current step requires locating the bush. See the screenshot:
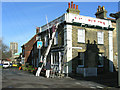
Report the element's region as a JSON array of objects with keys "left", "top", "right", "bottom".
[
  {"left": 28, "top": 65, "right": 33, "bottom": 68},
  {"left": 28, "top": 67, "right": 33, "bottom": 72},
  {"left": 22, "top": 66, "right": 28, "bottom": 71},
  {"left": 30, "top": 68, "right": 35, "bottom": 73},
  {"left": 25, "top": 63, "right": 29, "bottom": 67},
  {"left": 20, "top": 64, "right": 38, "bottom": 74}
]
